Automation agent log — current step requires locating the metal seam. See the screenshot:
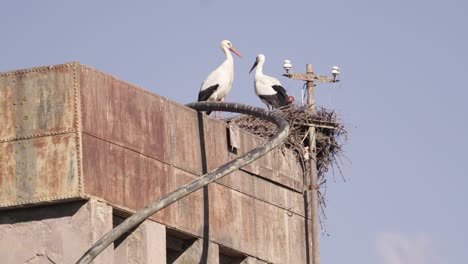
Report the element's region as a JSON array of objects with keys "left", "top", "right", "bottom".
[
  {"left": 0, "top": 63, "right": 78, "bottom": 77},
  {"left": 81, "top": 131, "right": 173, "bottom": 166},
  {"left": 82, "top": 131, "right": 304, "bottom": 216},
  {"left": 73, "top": 63, "right": 84, "bottom": 196},
  {"left": 214, "top": 180, "right": 306, "bottom": 218},
  {"left": 79, "top": 65, "right": 171, "bottom": 103},
  {"left": 0, "top": 129, "right": 77, "bottom": 143},
  {"left": 0, "top": 194, "right": 82, "bottom": 208}
]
